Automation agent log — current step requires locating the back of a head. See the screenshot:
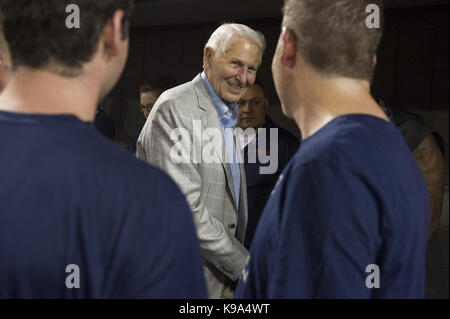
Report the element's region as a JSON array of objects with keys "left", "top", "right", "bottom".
[
  {"left": 0, "top": 0, "right": 210, "bottom": 299},
  {"left": 0, "top": 0, "right": 133, "bottom": 77},
  {"left": 205, "top": 23, "right": 267, "bottom": 65},
  {"left": 282, "top": 0, "right": 384, "bottom": 81}
]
